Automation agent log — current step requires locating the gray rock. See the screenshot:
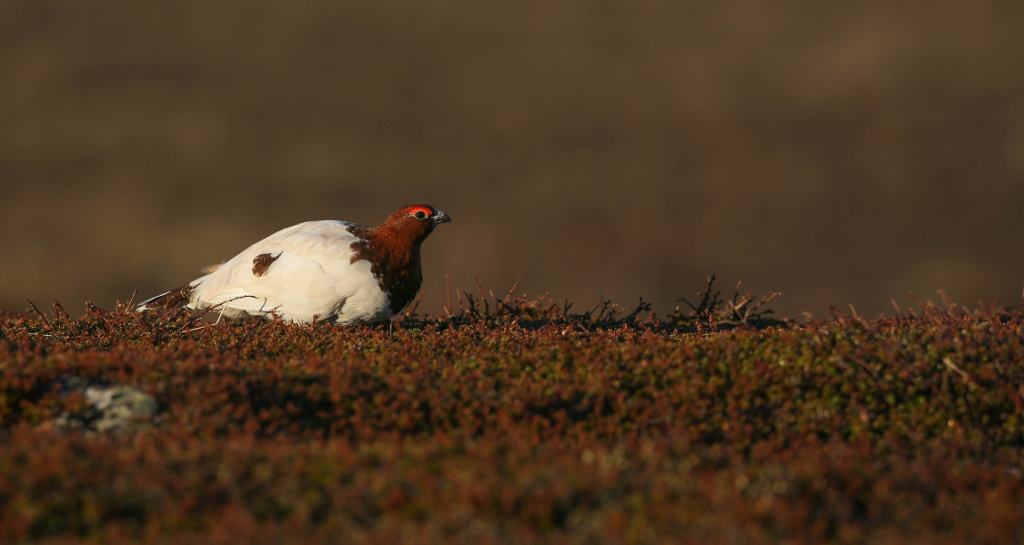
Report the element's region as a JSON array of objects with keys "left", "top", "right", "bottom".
[{"left": 51, "top": 376, "right": 159, "bottom": 433}]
